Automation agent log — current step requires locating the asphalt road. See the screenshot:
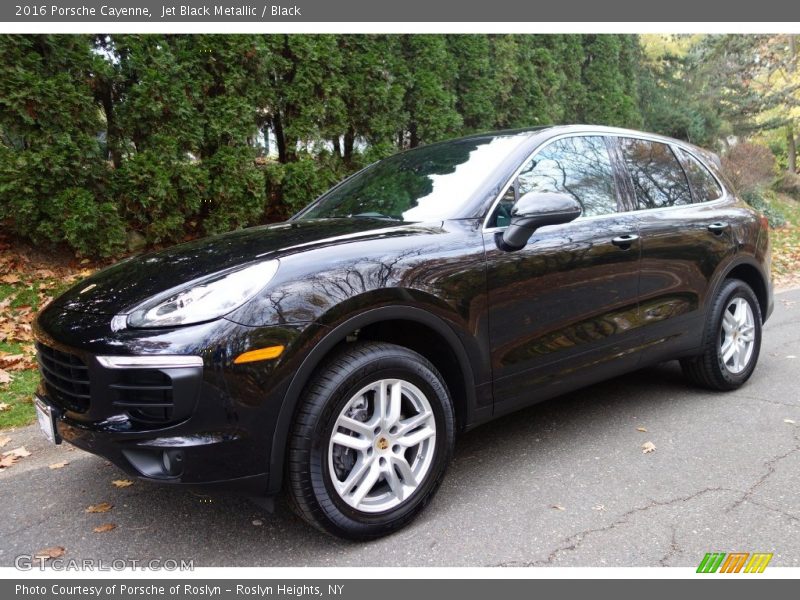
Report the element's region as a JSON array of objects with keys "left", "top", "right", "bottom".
[{"left": 2, "top": 290, "right": 799, "bottom": 568}]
